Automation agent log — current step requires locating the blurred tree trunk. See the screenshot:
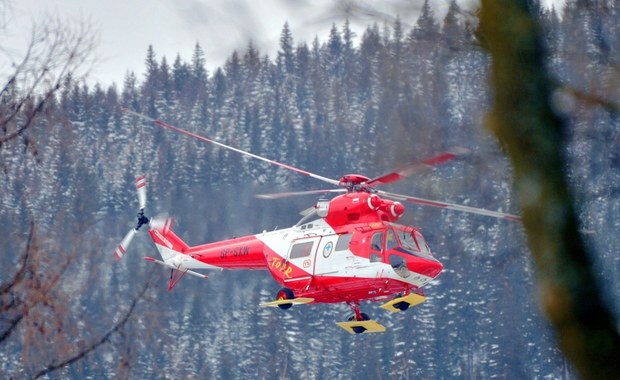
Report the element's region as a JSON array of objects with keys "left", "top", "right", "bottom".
[{"left": 478, "top": 1, "right": 620, "bottom": 379}]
